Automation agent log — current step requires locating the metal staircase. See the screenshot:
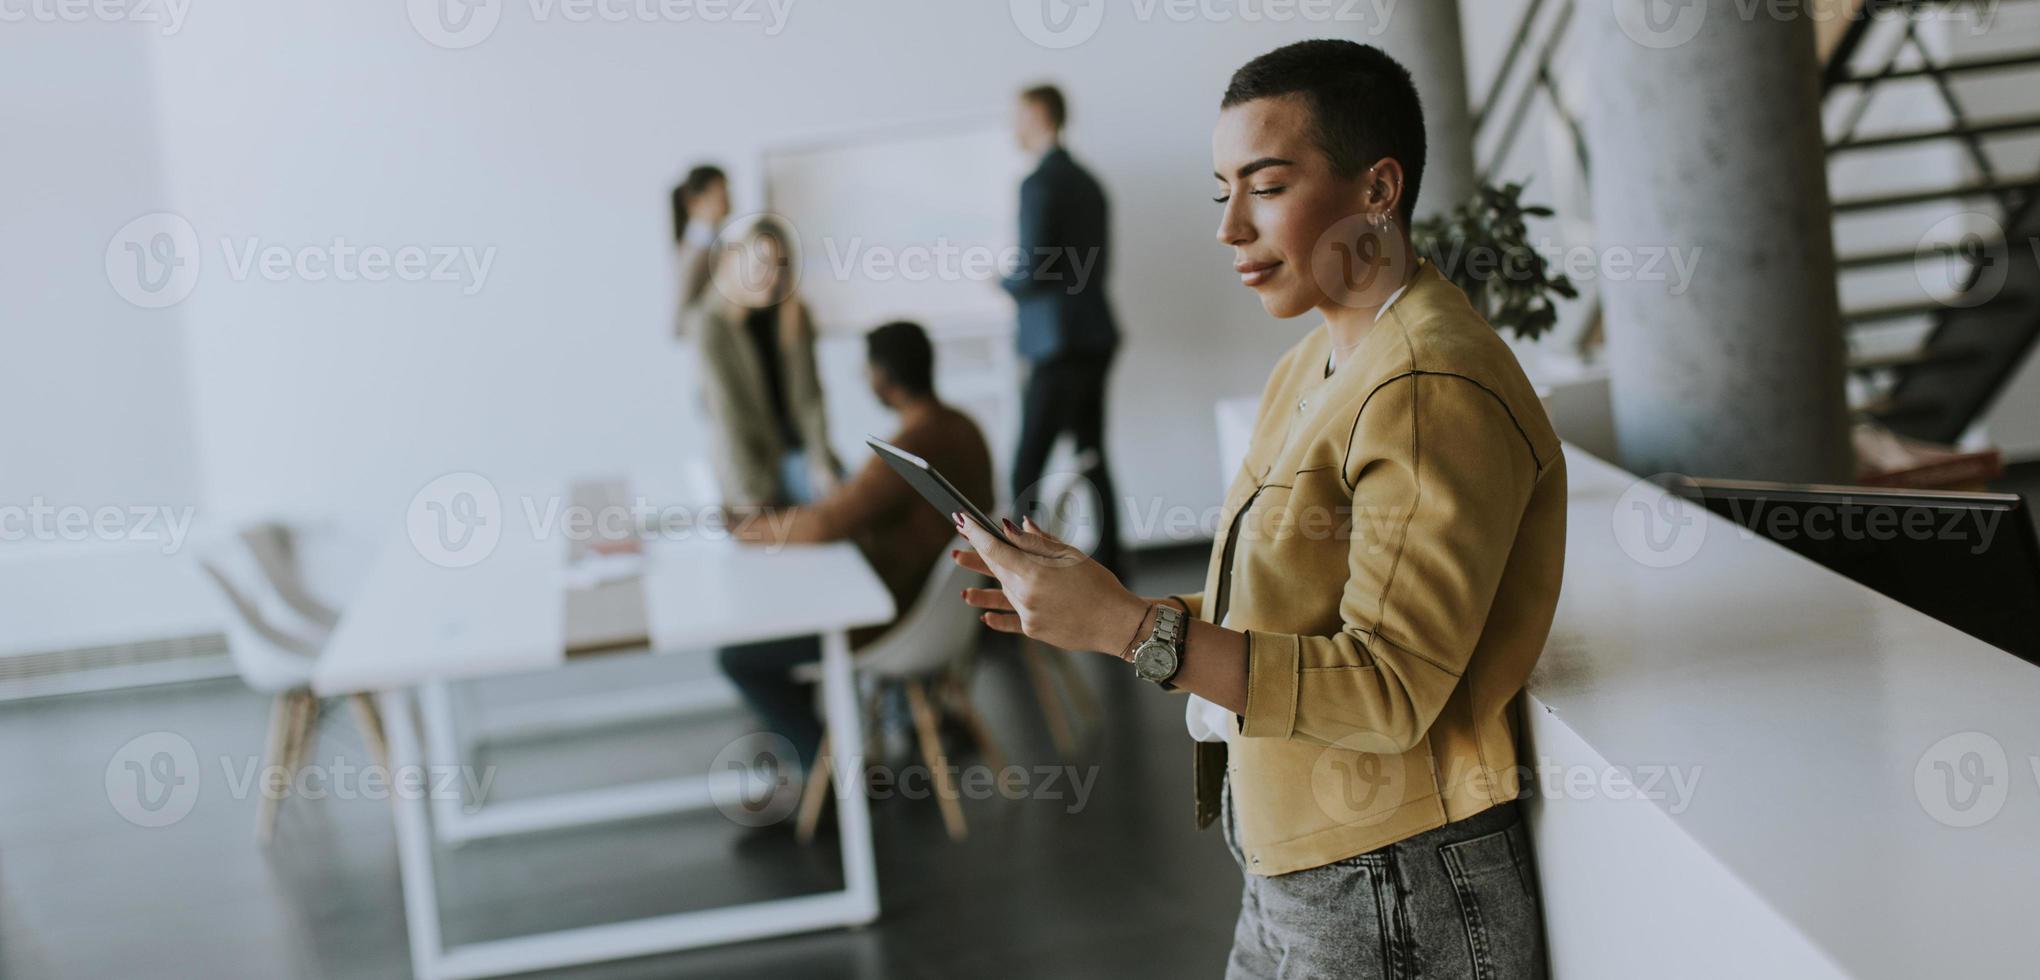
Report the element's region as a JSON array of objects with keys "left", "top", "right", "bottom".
[
  {"left": 1825, "top": 4, "right": 2040, "bottom": 443},
  {"left": 1475, "top": 0, "right": 2040, "bottom": 447}
]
